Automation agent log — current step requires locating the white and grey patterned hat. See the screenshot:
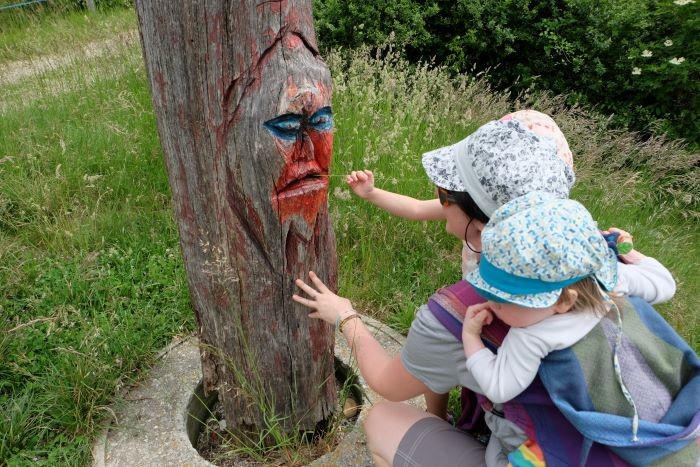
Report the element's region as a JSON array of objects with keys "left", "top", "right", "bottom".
[
  {"left": 421, "top": 119, "right": 575, "bottom": 217},
  {"left": 466, "top": 191, "right": 617, "bottom": 308}
]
